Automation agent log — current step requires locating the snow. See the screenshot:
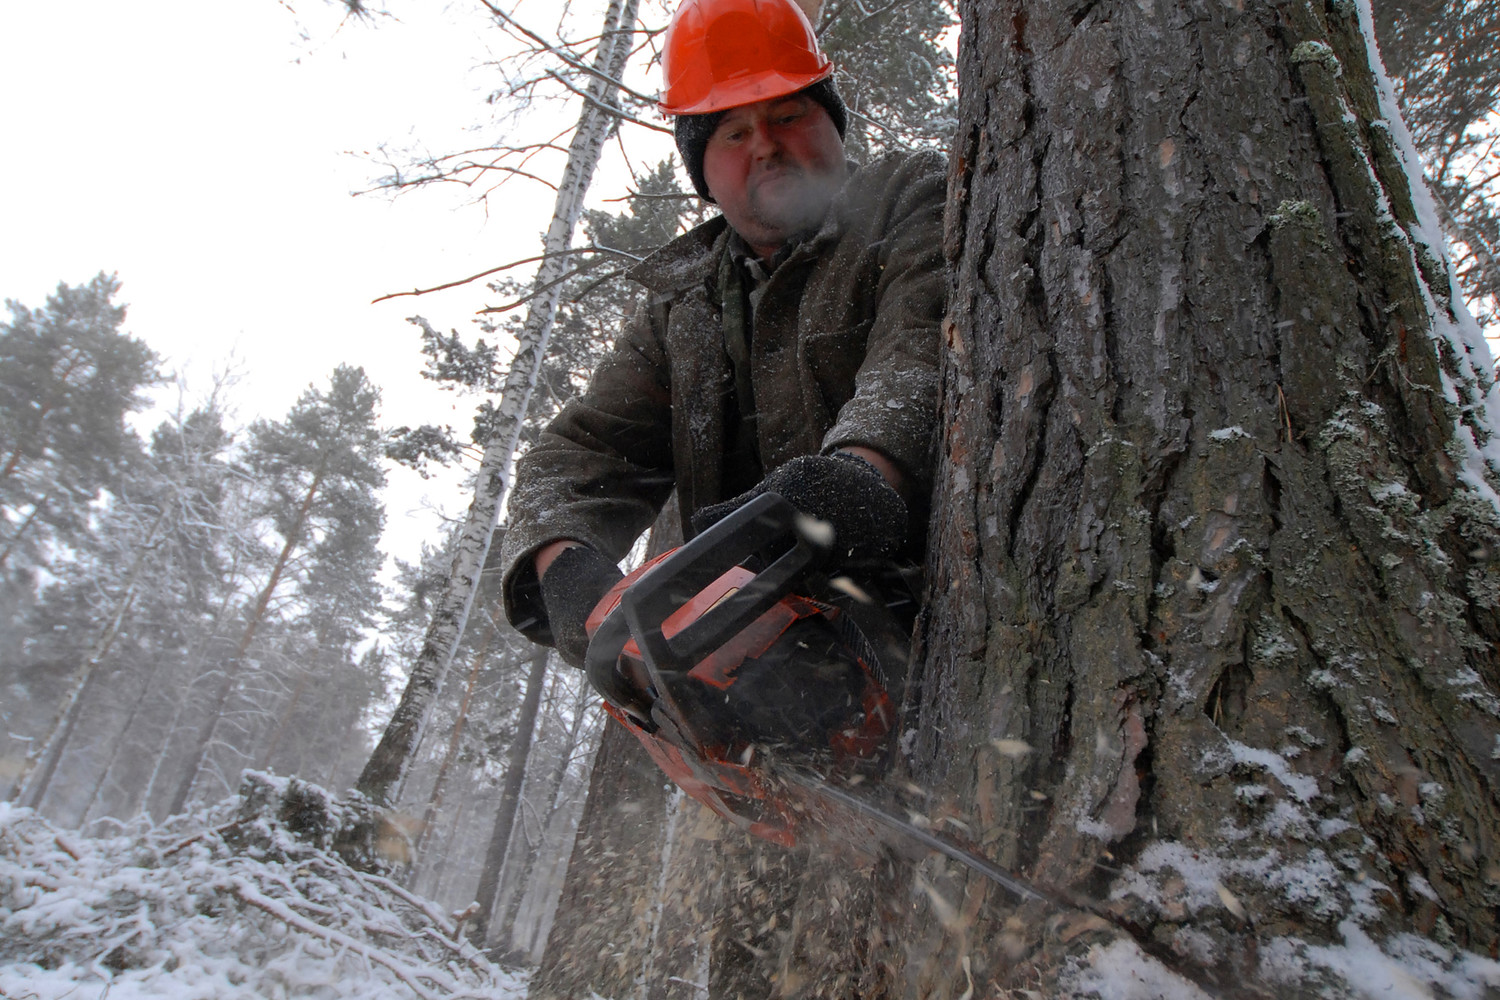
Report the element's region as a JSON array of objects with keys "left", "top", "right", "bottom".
[
  {"left": 1224, "top": 739, "right": 1321, "bottom": 802},
  {"left": 0, "top": 800, "right": 527, "bottom": 1000},
  {"left": 1060, "top": 939, "right": 1215, "bottom": 1000},
  {"left": 1260, "top": 920, "right": 1500, "bottom": 1000},
  {"left": 1106, "top": 836, "right": 1500, "bottom": 996},
  {"left": 1354, "top": 0, "right": 1500, "bottom": 515}
]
